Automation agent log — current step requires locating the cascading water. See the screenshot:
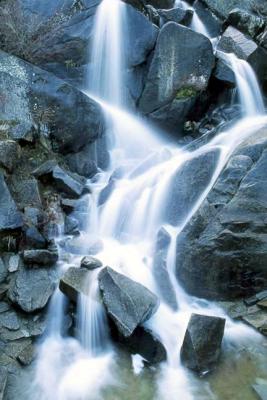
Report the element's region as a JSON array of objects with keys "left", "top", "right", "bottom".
[
  {"left": 218, "top": 51, "right": 265, "bottom": 117},
  {"left": 31, "top": 1, "right": 267, "bottom": 399},
  {"left": 175, "top": 0, "right": 210, "bottom": 37}
]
